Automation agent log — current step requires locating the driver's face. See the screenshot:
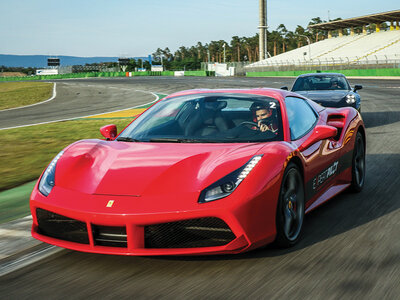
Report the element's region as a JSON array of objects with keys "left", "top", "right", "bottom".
[{"left": 255, "top": 109, "right": 270, "bottom": 121}]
